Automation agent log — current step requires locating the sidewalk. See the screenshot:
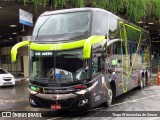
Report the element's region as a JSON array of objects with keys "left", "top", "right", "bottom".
[
  {"left": 15, "top": 77, "right": 29, "bottom": 81},
  {"left": 148, "top": 74, "right": 158, "bottom": 86}
]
